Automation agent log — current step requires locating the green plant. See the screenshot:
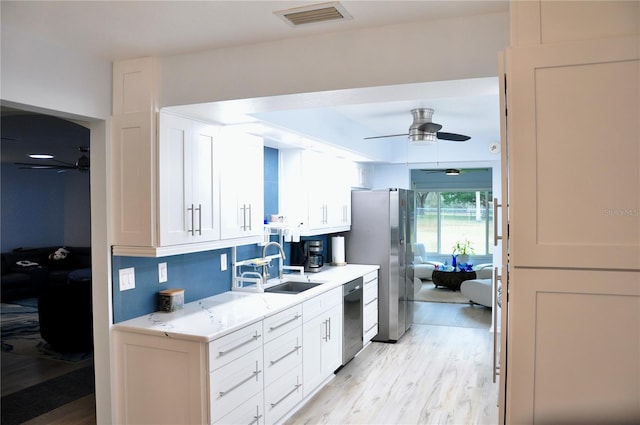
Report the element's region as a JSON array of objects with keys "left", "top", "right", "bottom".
[{"left": 452, "top": 238, "right": 475, "bottom": 255}]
